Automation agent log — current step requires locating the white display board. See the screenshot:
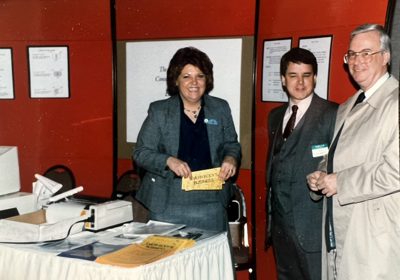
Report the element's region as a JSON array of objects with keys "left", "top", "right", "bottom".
[{"left": 126, "top": 38, "right": 242, "bottom": 143}]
